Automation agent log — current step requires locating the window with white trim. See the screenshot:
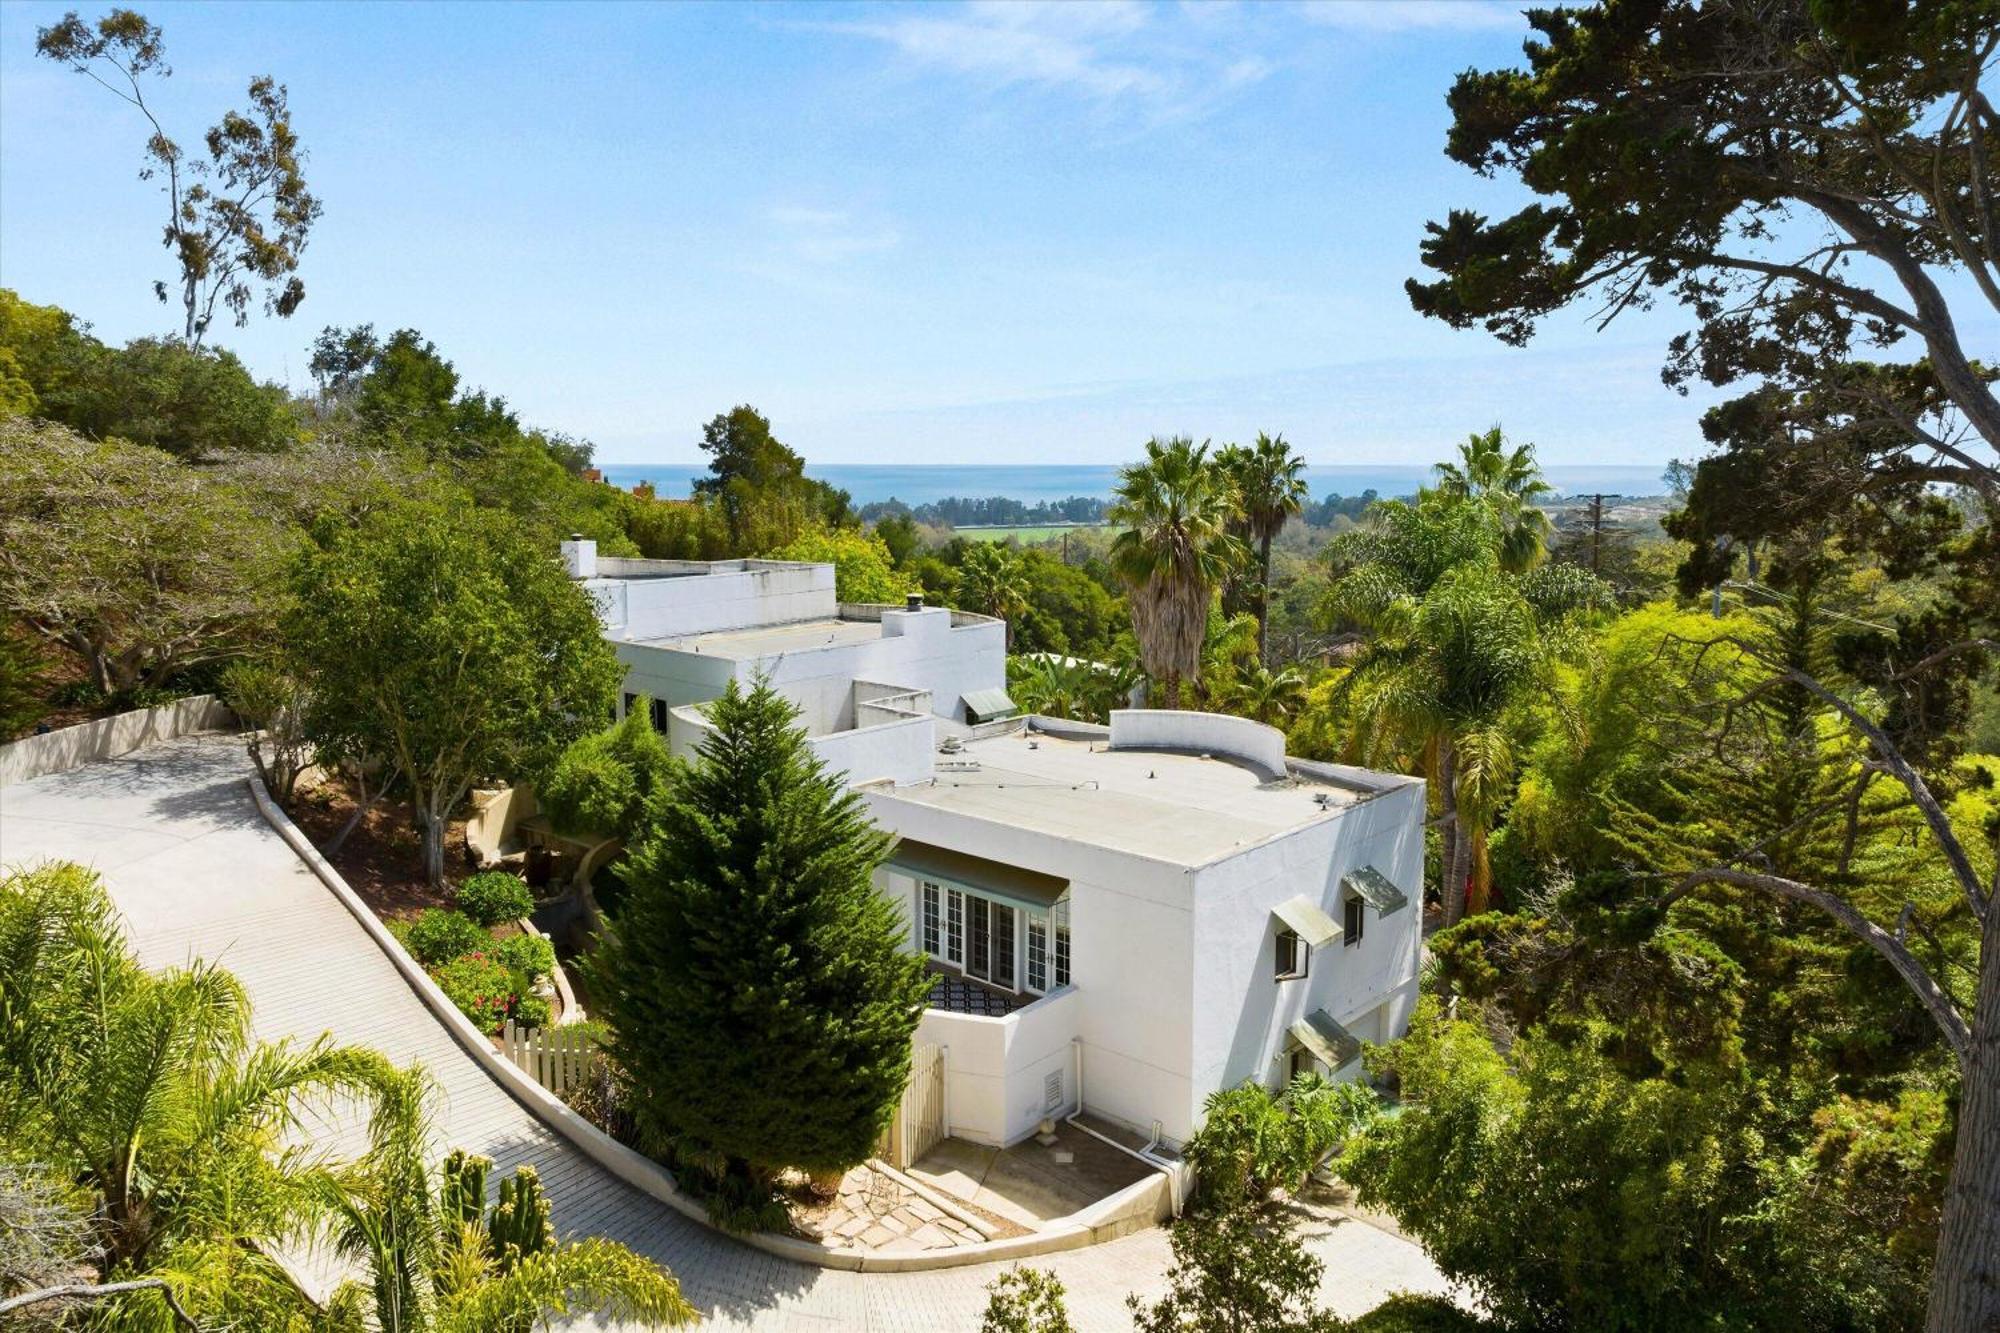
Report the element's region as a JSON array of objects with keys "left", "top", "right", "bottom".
[
  {"left": 1026, "top": 917, "right": 1049, "bottom": 993},
  {"left": 1343, "top": 894, "right": 1366, "bottom": 946},
  {"left": 945, "top": 888, "right": 965, "bottom": 965},
  {"left": 1053, "top": 923, "right": 1071, "bottom": 988},
  {"left": 919, "top": 881, "right": 941, "bottom": 956}
]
